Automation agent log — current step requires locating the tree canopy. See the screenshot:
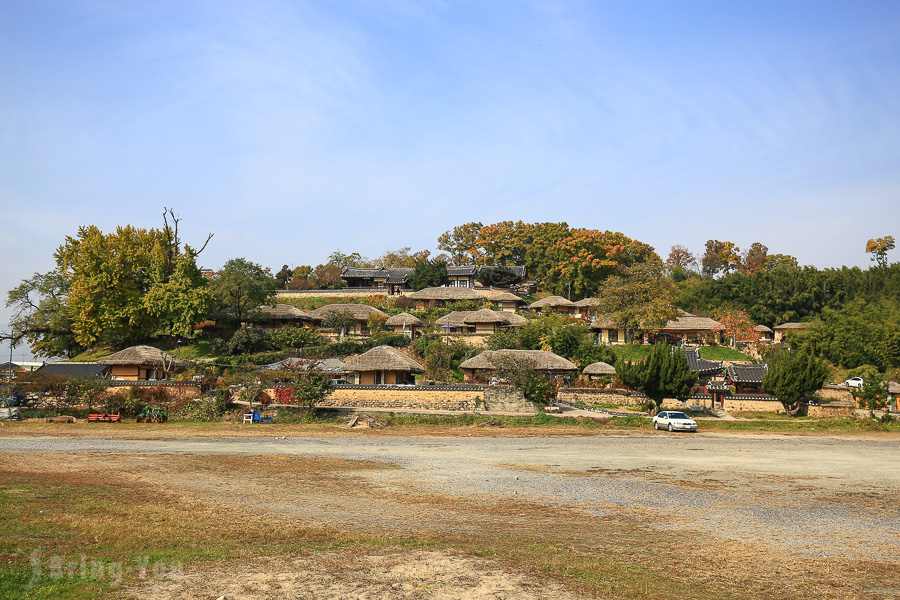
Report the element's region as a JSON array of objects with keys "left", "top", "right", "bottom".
[
  {"left": 408, "top": 259, "right": 450, "bottom": 291},
  {"left": 761, "top": 349, "right": 829, "bottom": 407},
  {"left": 616, "top": 344, "right": 697, "bottom": 409},
  {"left": 209, "top": 258, "right": 276, "bottom": 322}
]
